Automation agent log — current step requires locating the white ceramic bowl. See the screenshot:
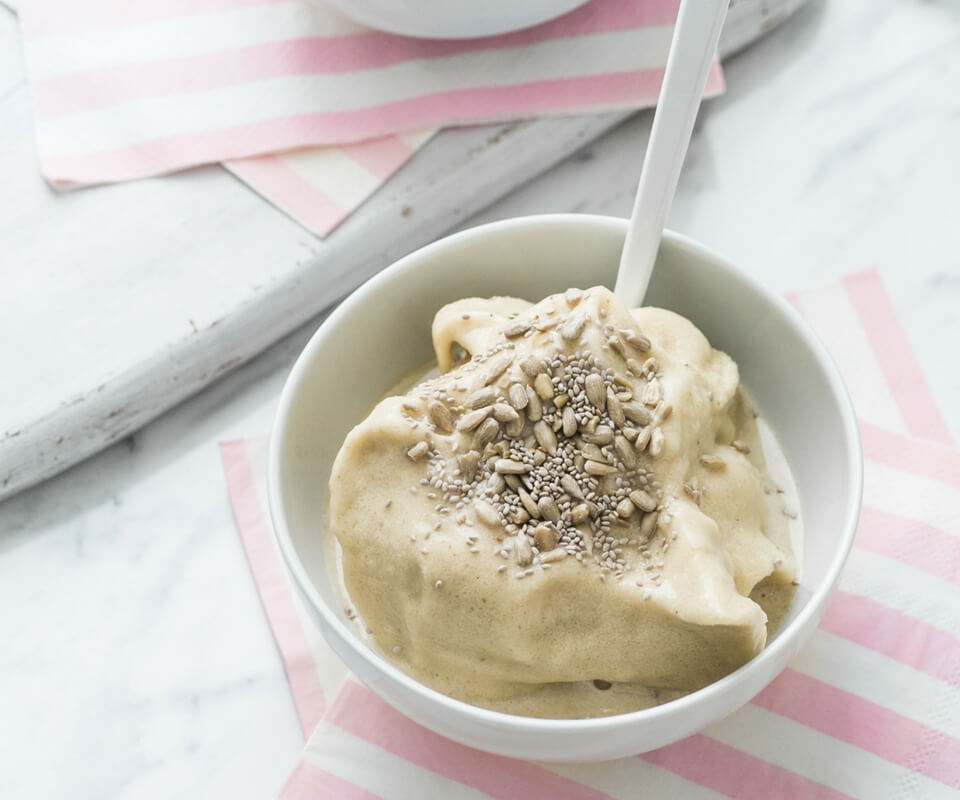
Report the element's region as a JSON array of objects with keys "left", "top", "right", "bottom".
[
  {"left": 319, "top": 0, "right": 591, "bottom": 39},
  {"left": 269, "top": 215, "right": 862, "bottom": 761}
]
